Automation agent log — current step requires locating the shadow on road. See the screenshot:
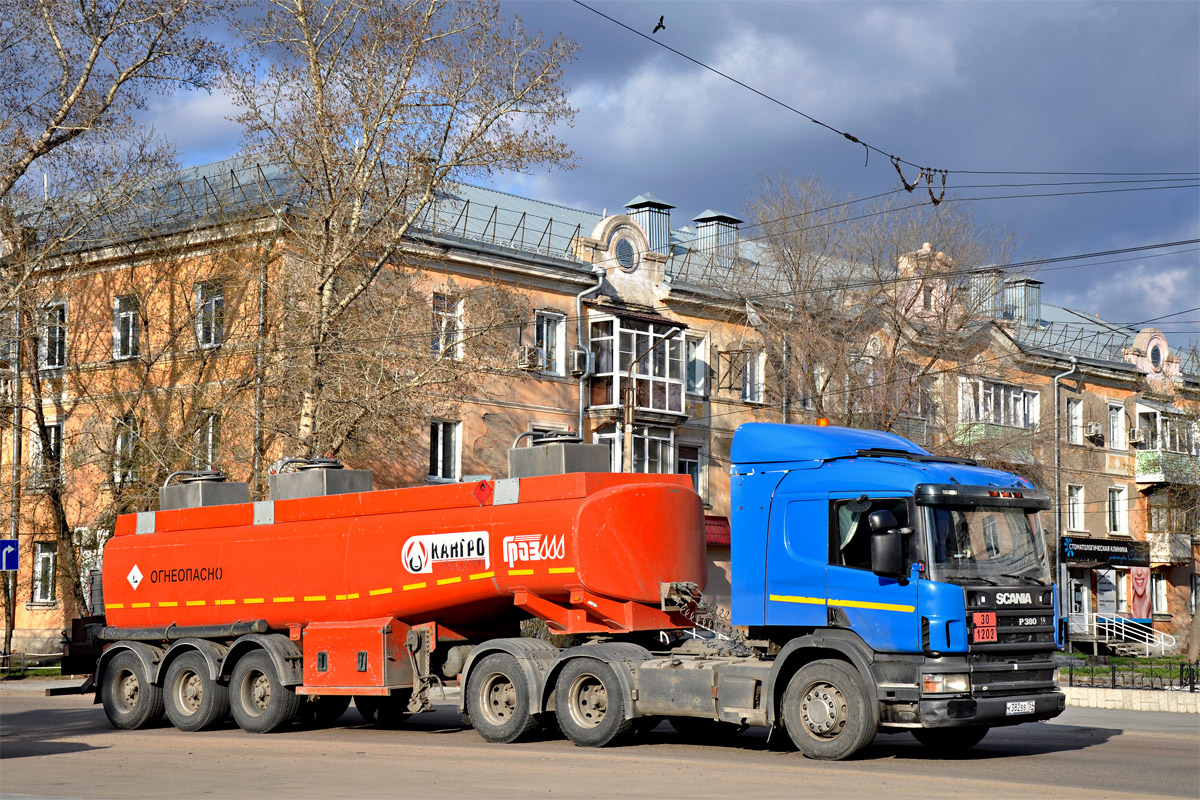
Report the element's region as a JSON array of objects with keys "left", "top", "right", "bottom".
[{"left": 0, "top": 706, "right": 112, "bottom": 760}]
